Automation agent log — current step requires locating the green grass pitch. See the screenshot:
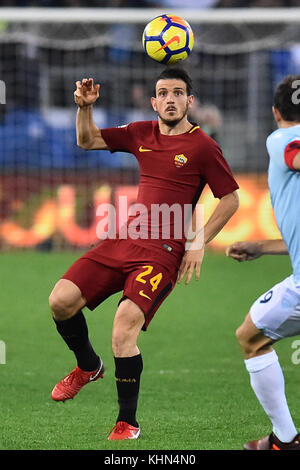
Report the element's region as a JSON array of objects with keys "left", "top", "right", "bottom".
[{"left": 0, "top": 249, "right": 299, "bottom": 450}]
